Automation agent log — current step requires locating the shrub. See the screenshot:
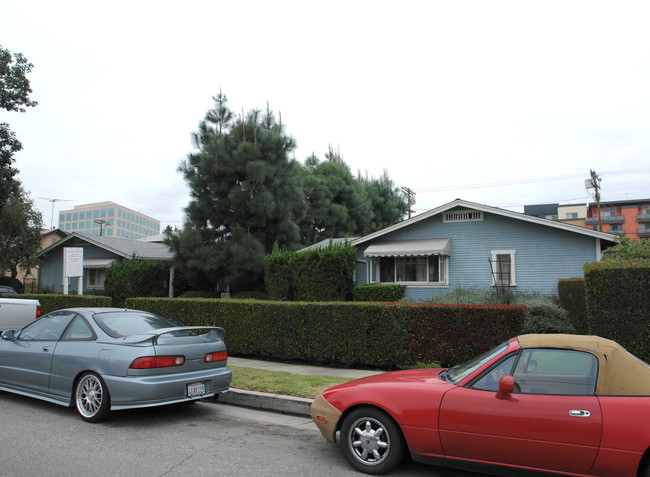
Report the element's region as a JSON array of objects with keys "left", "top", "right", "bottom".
[
  {"left": 104, "top": 258, "right": 170, "bottom": 307},
  {"left": 352, "top": 285, "right": 406, "bottom": 302},
  {"left": 127, "top": 298, "right": 526, "bottom": 369},
  {"left": 21, "top": 294, "right": 111, "bottom": 314},
  {"left": 584, "top": 259, "right": 650, "bottom": 363},
  {"left": 558, "top": 278, "right": 588, "bottom": 334}
]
